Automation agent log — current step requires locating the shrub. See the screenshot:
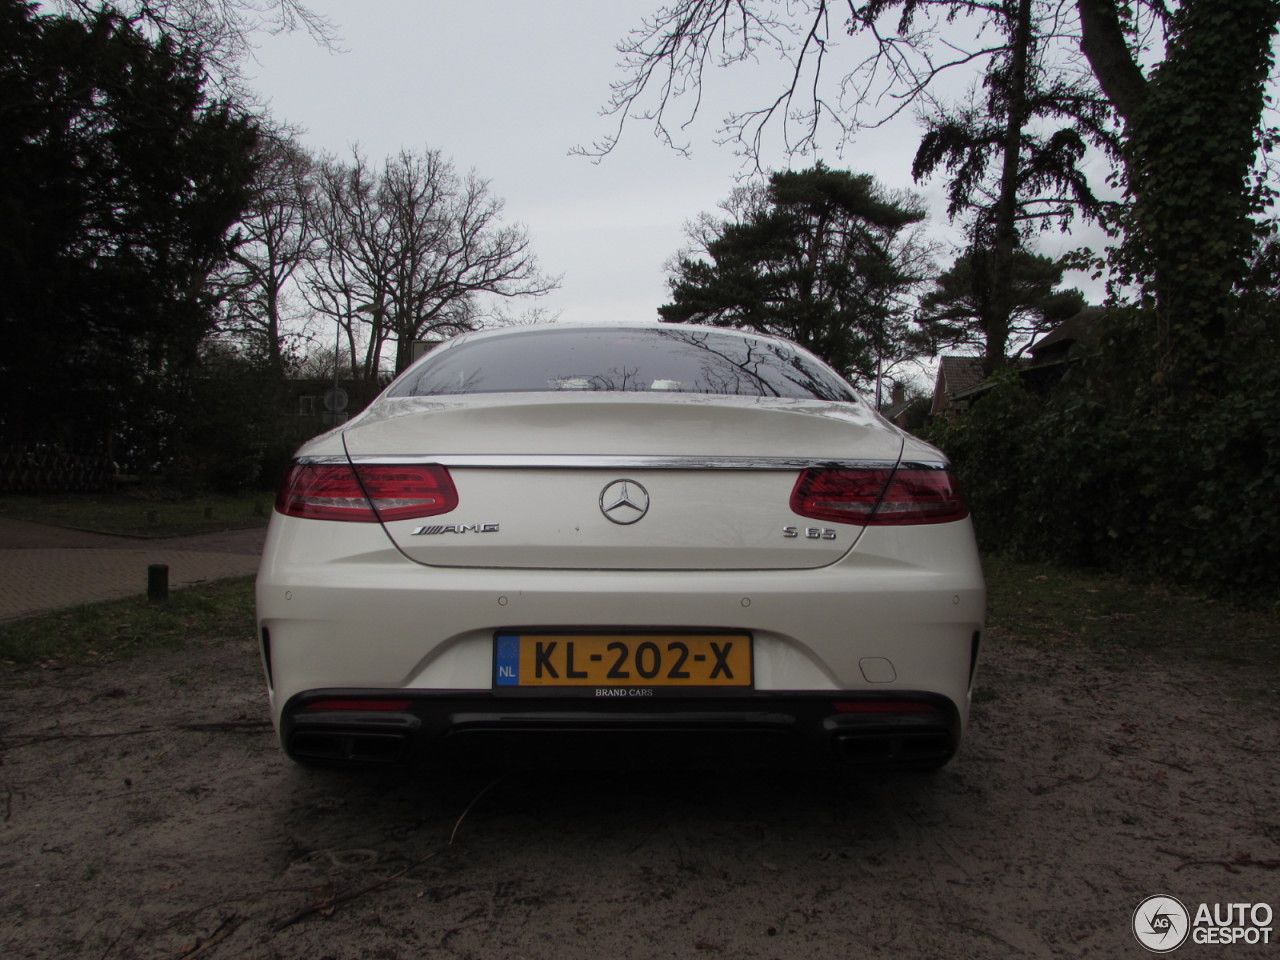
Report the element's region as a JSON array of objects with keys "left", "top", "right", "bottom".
[{"left": 924, "top": 310, "right": 1280, "bottom": 602}]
